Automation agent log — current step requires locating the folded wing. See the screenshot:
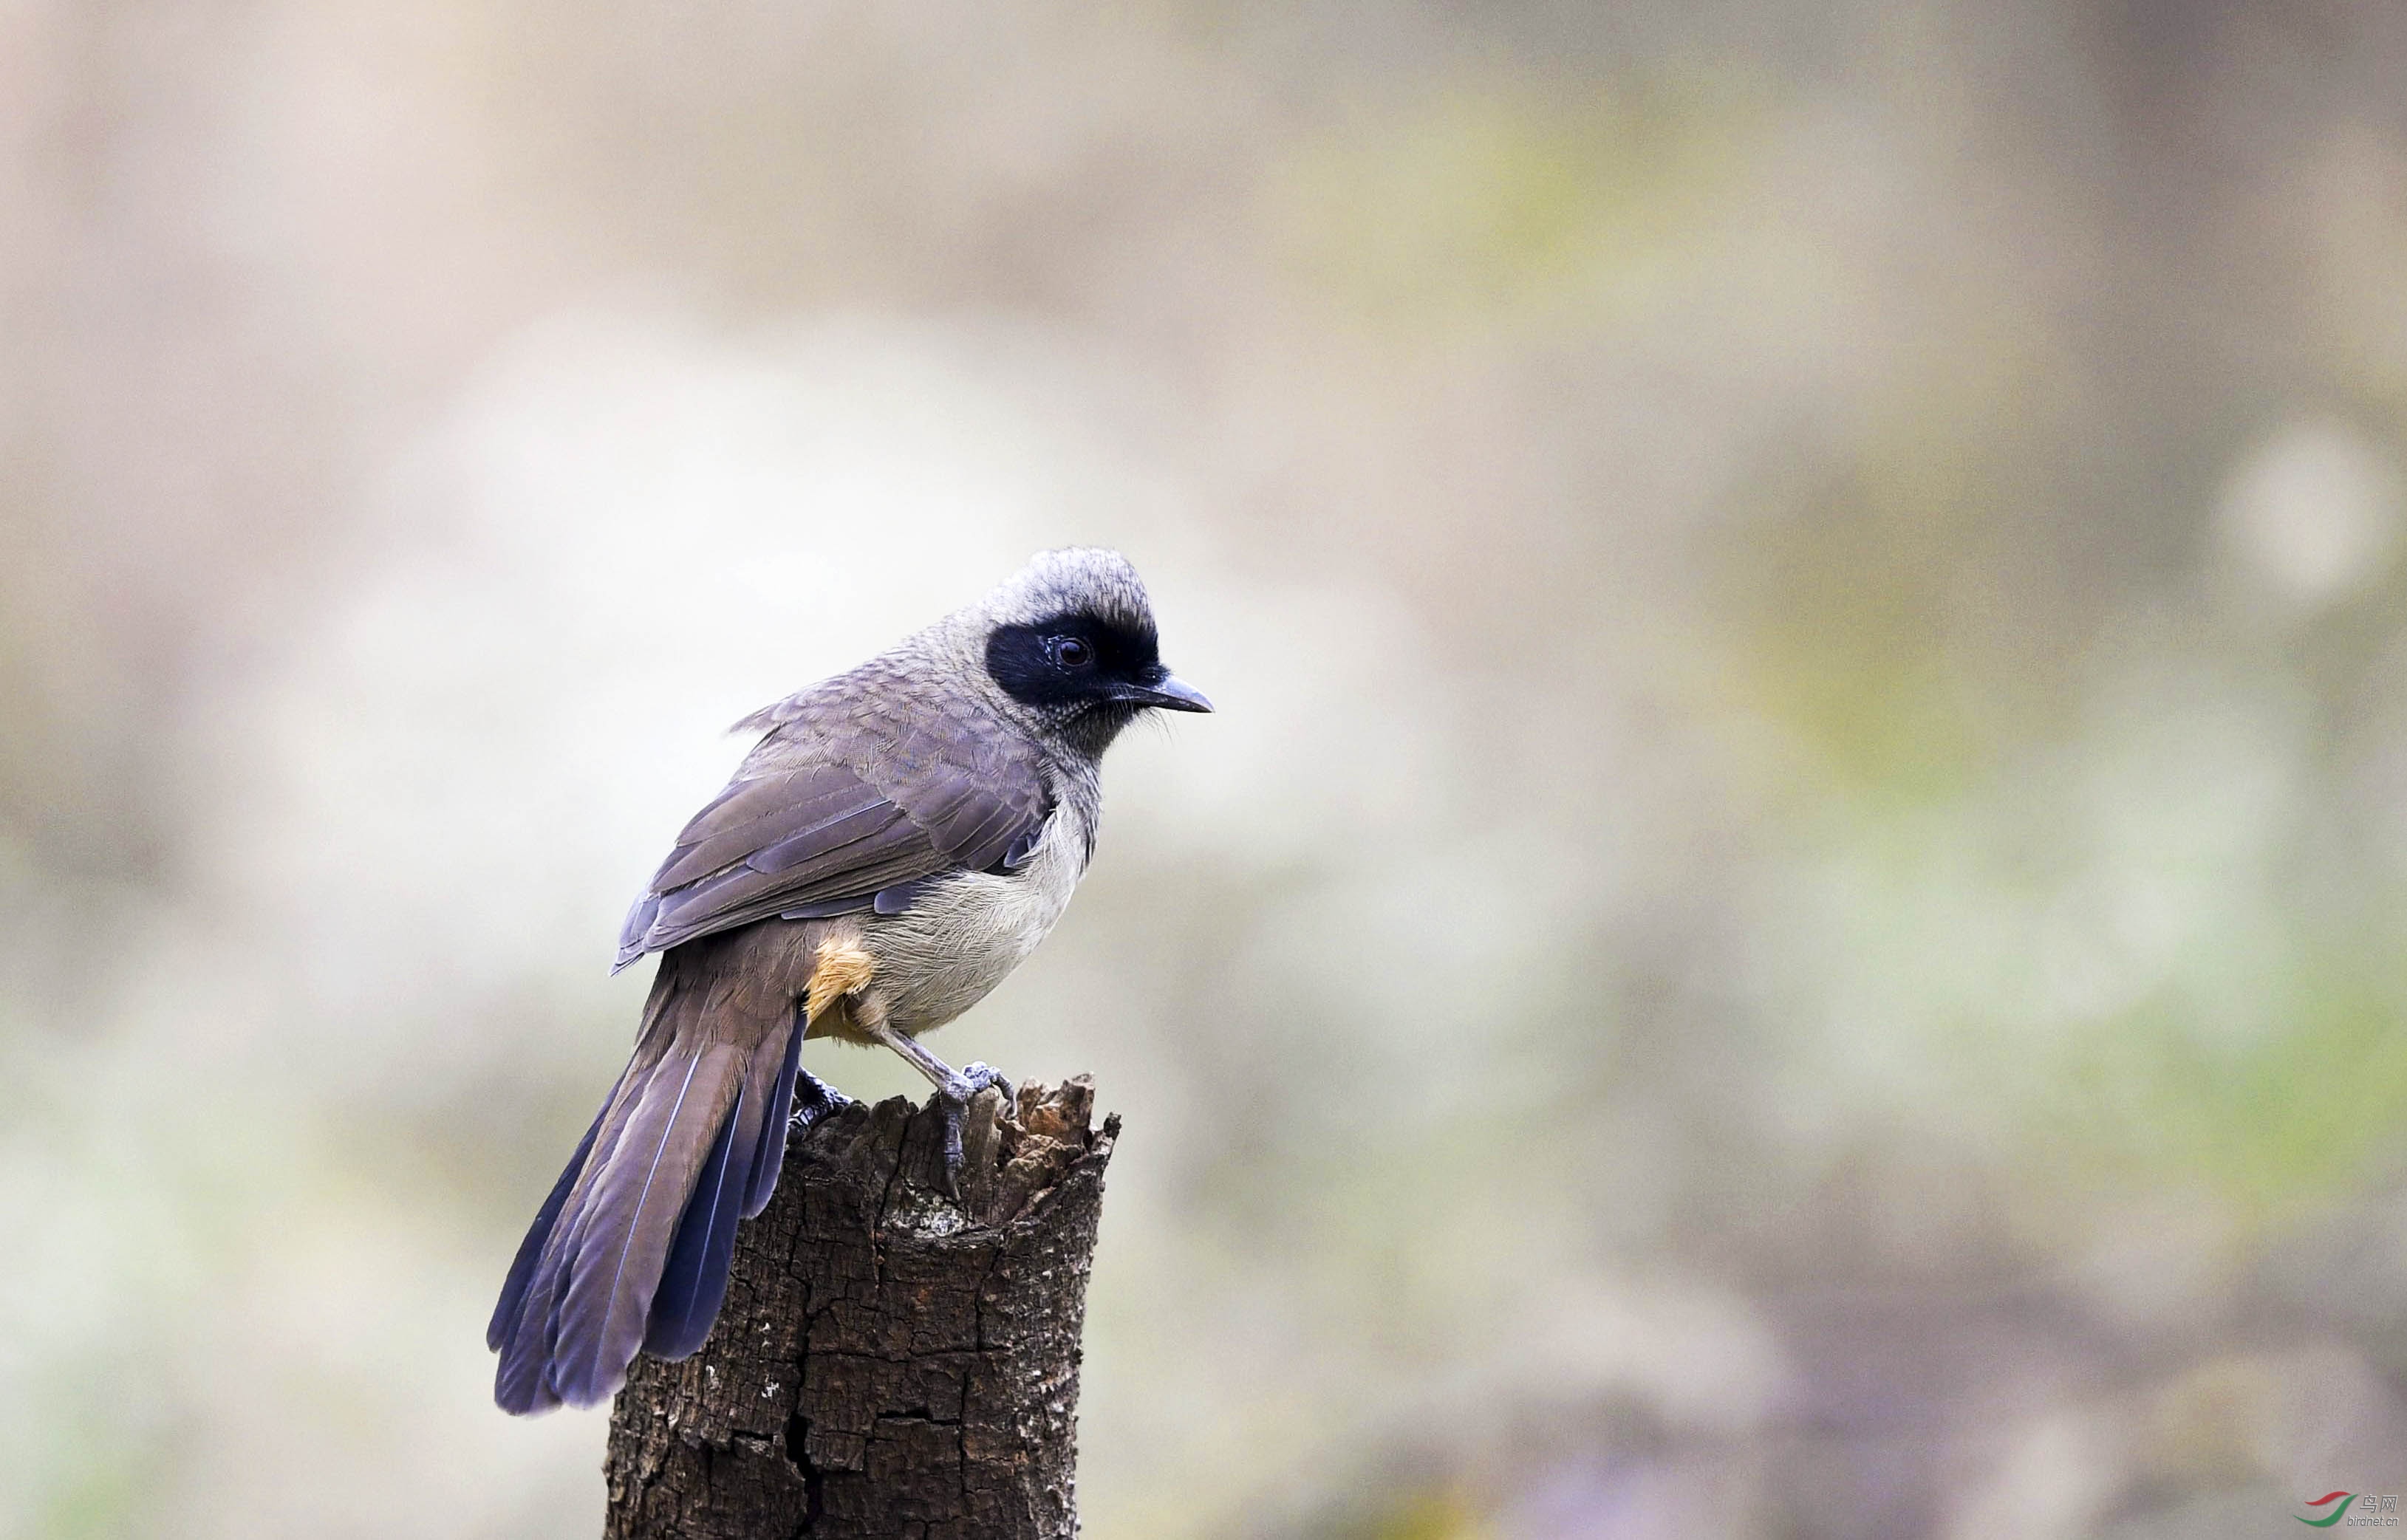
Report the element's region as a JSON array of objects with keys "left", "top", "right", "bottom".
[{"left": 615, "top": 687, "right": 1049, "bottom": 968}]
